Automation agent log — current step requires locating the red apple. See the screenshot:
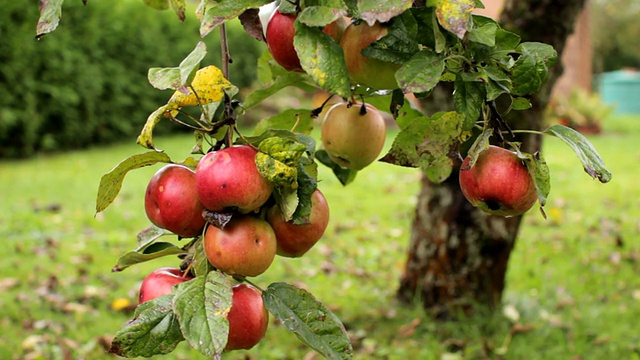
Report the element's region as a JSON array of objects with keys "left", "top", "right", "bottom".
[
  {"left": 204, "top": 216, "right": 277, "bottom": 277},
  {"left": 267, "top": 189, "right": 330, "bottom": 257},
  {"left": 459, "top": 145, "right": 538, "bottom": 216},
  {"left": 266, "top": 10, "right": 348, "bottom": 72},
  {"left": 266, "top": 10, "right": 302, "bottom": 72},
  {"left": 321, "top": 101, "right": 386, "bottom": 170},
  {"left": 138, "top": 267, "right": 193, "bottom": 304},
  {"left": 195, "top": 145, "right": 273, "bottom": 213},
  {"left": 340, "top": 21, "right": 401, "bottom": 90},
  {"left": 144, "top": 164, "right": 206, "bottom": 238},
  {"left": 225, "top": 284, "right": 269, "bottom": 351}
]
